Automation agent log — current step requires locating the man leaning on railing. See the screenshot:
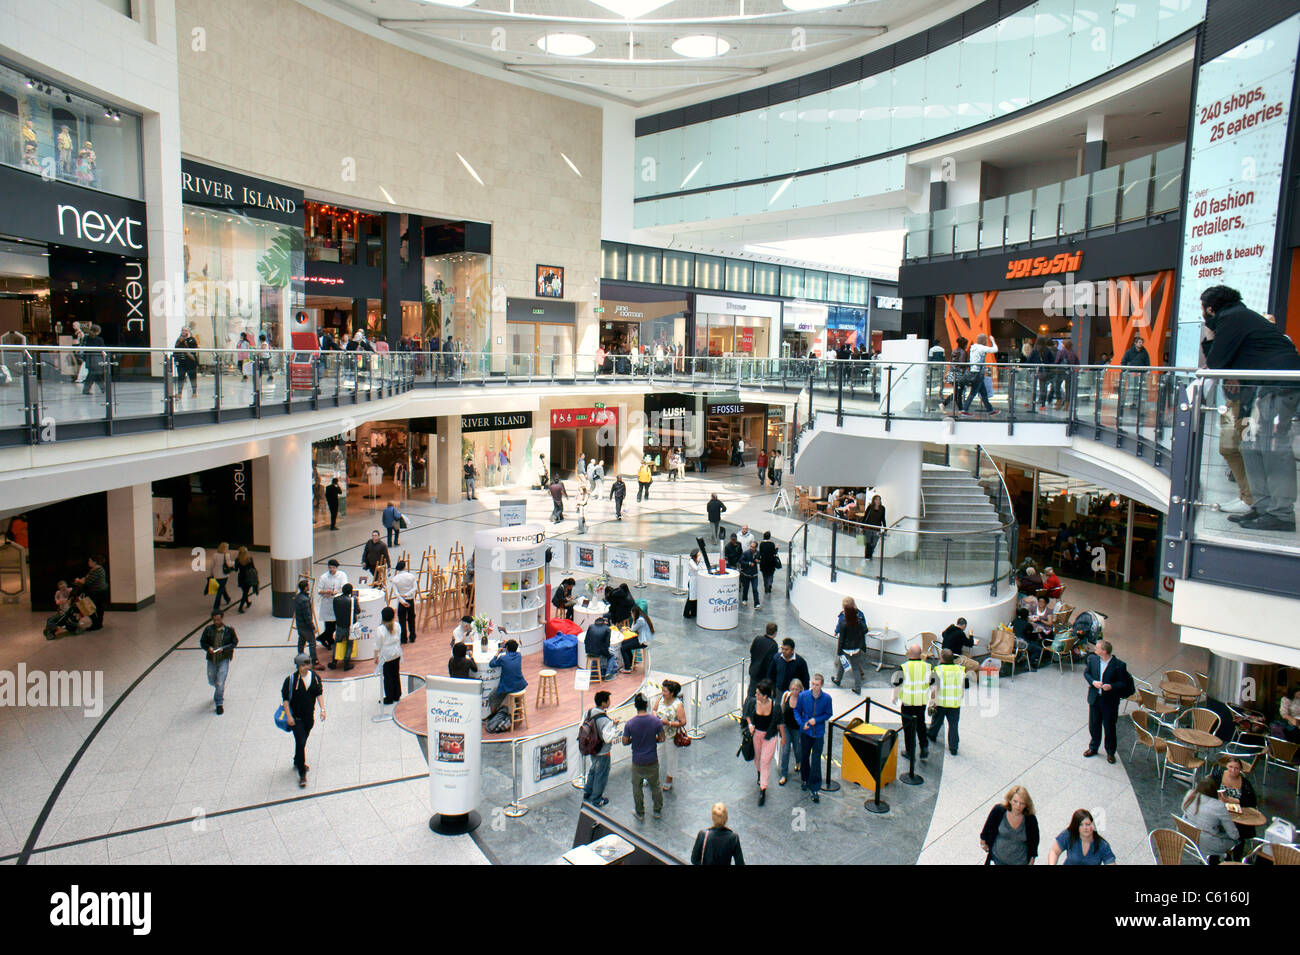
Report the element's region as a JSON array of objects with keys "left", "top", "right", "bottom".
[{"left": 1199, "top": 285, "right": 1300, "bottom": 533}]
